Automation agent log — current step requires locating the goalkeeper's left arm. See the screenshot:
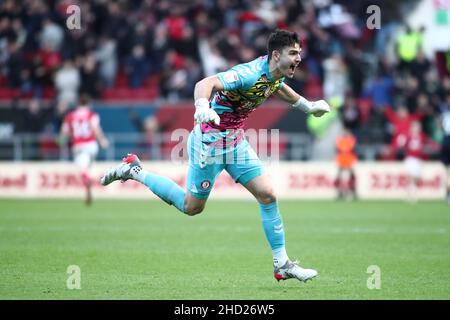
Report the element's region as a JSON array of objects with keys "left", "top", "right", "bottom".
[
  {"left": 275, "top": 83, "right": 331, "bottom": 117},
  {"left": 192, "top": 75, "right": 223, "bottom": 125}
]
